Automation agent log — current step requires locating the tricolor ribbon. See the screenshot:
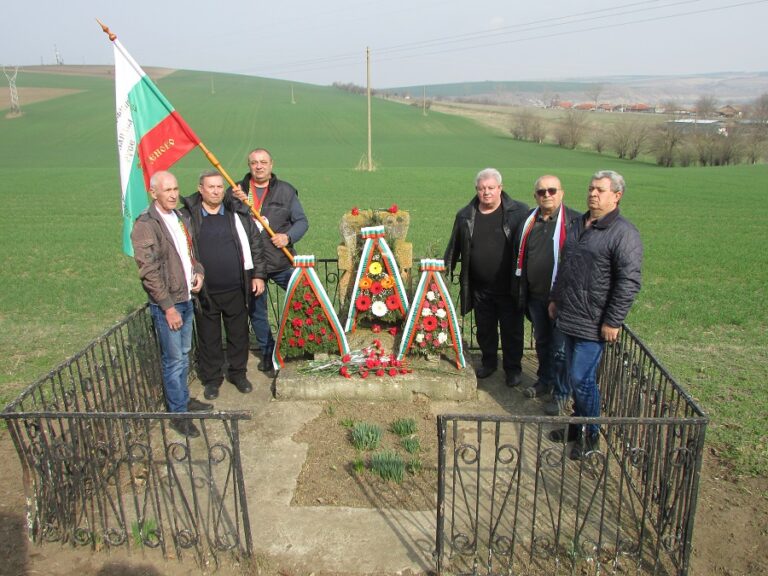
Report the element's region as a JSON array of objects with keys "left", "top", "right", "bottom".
[
  {"left": 396, "top": 259, "right": 465, "bottom": 369},
  {"left": 273, "top": 255, "right": 350, "bottom": 370}
]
